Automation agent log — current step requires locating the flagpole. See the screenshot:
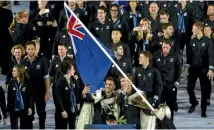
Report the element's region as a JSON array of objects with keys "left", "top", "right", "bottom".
[{"left": 64, "top": 3, "right": 155, "bottom": 112}]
